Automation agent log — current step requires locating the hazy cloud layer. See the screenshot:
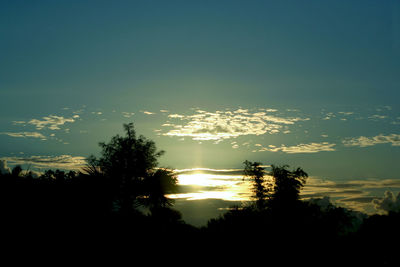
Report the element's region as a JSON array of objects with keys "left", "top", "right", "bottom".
[
  {"left": 0, "top": 132, "right": 46, "bottom": 140},
  {"left": 303, "top": 178, "right": 400, "bottom": 213},
  {"left": 1, "top": 155, "right": 87, "bottom": 170},
  {"left": 372, "top": 191, "right": 400, "bottom": 213},
  {"left": 343, "top": 134, "right": 400, "bottom": 147},
  {"left": 254, "top": 142, "right": 336, "bottom": 154},
  {"left": 169, "top": 168, "right": 400, "bottom": 215},
  {"left": 163, "top": 108, "right": 309, "bottom": 141}
]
